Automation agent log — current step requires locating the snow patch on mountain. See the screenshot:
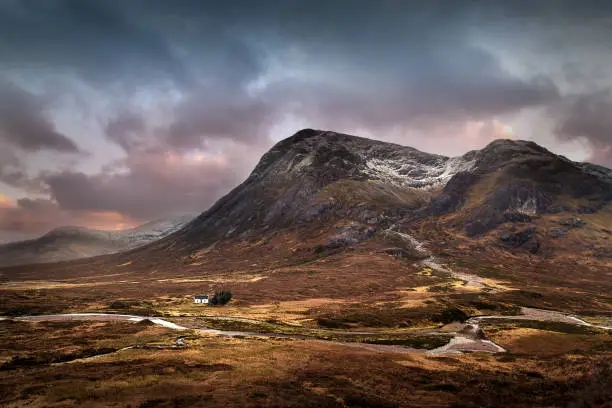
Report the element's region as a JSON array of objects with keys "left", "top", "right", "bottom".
[
  {"left": 576, "top": 162, "right": 612, "bottom": 185},
  {"left": 511, "top": 196, "right": 538, "bottom": 215},
  {"left": 363, "top": 155, "right": 476, "bottom": 189},
  {"left": 288, "top": 153, "right": 315, "bottom": 173},
  {"left": 115, "top": 214, "right": 194, "bottom": 248}
]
